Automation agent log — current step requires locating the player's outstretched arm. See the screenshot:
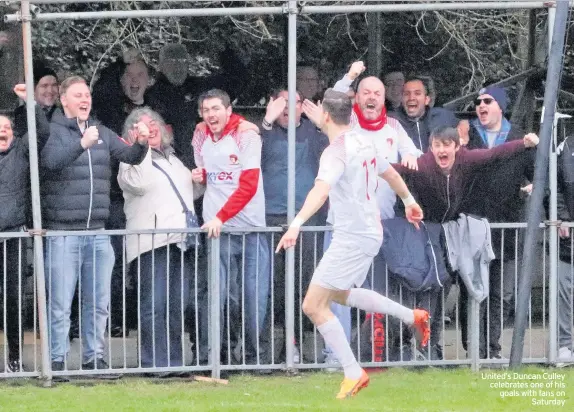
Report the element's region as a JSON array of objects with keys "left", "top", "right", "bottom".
[
  {"left": 276, "top": 180, "right": 330, "bottom": 253},
  {"left": 380, "top": 165, "right": 424, "bottom": 229}
]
